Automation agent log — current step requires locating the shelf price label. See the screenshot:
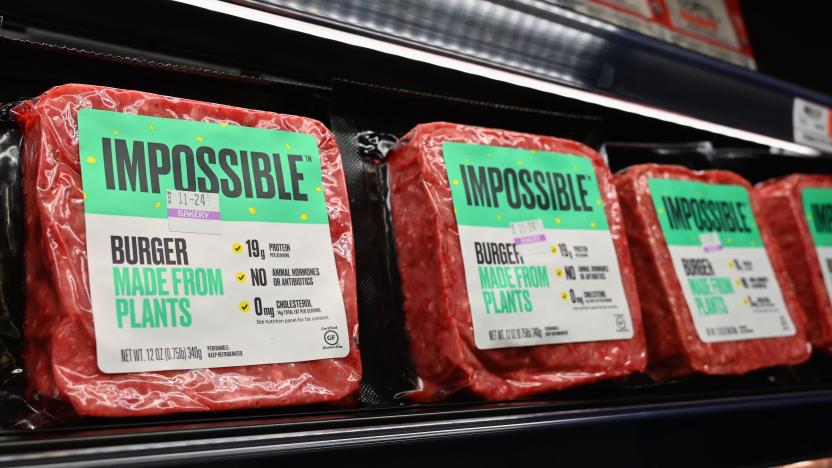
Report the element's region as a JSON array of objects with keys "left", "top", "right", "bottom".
[{"left": 794, "top": 98, "right": 832, "bottom": 153}]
